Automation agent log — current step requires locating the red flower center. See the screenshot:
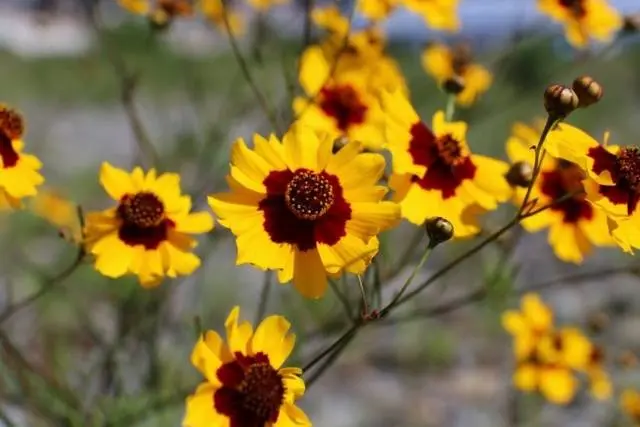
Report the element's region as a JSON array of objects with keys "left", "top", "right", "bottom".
[
  {"left": 589, "top": 145, "right": 640, "bottom": 215},
  {"left": 259, "top": 168, "right": 351, "bottom": 251},
  {"left": 117, "top": 192, "right": 174, "bottom": 249},
  {"left": 539, "top": 160, "right": 592, "bottom": 223},
  {"left": 0, "top": 108, "right": 24, "bottom": 169},
  {"left": 408, "top": 122, "right": 476, "bottom": 199},
  {"left": 319, "top": 85, "right": 368, "bottom": 132},
  {"left": 558, "top": 0, "right": 587, "bottom": 18},
  {"left": 158, "top": 0, "right": 193, "bottom": 15},
  {"left": 214, "top": 352, "right": 285, "bottom": 427}
]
